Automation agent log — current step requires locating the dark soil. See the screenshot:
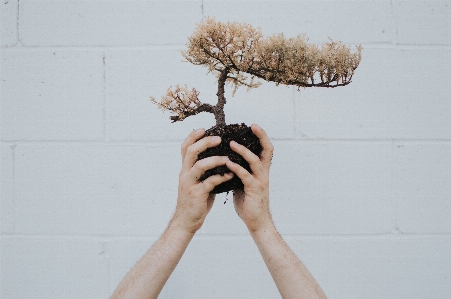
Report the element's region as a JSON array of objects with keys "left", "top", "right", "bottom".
[{"left": 198, "top": 123, "right": 263, "bottom": 194}]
